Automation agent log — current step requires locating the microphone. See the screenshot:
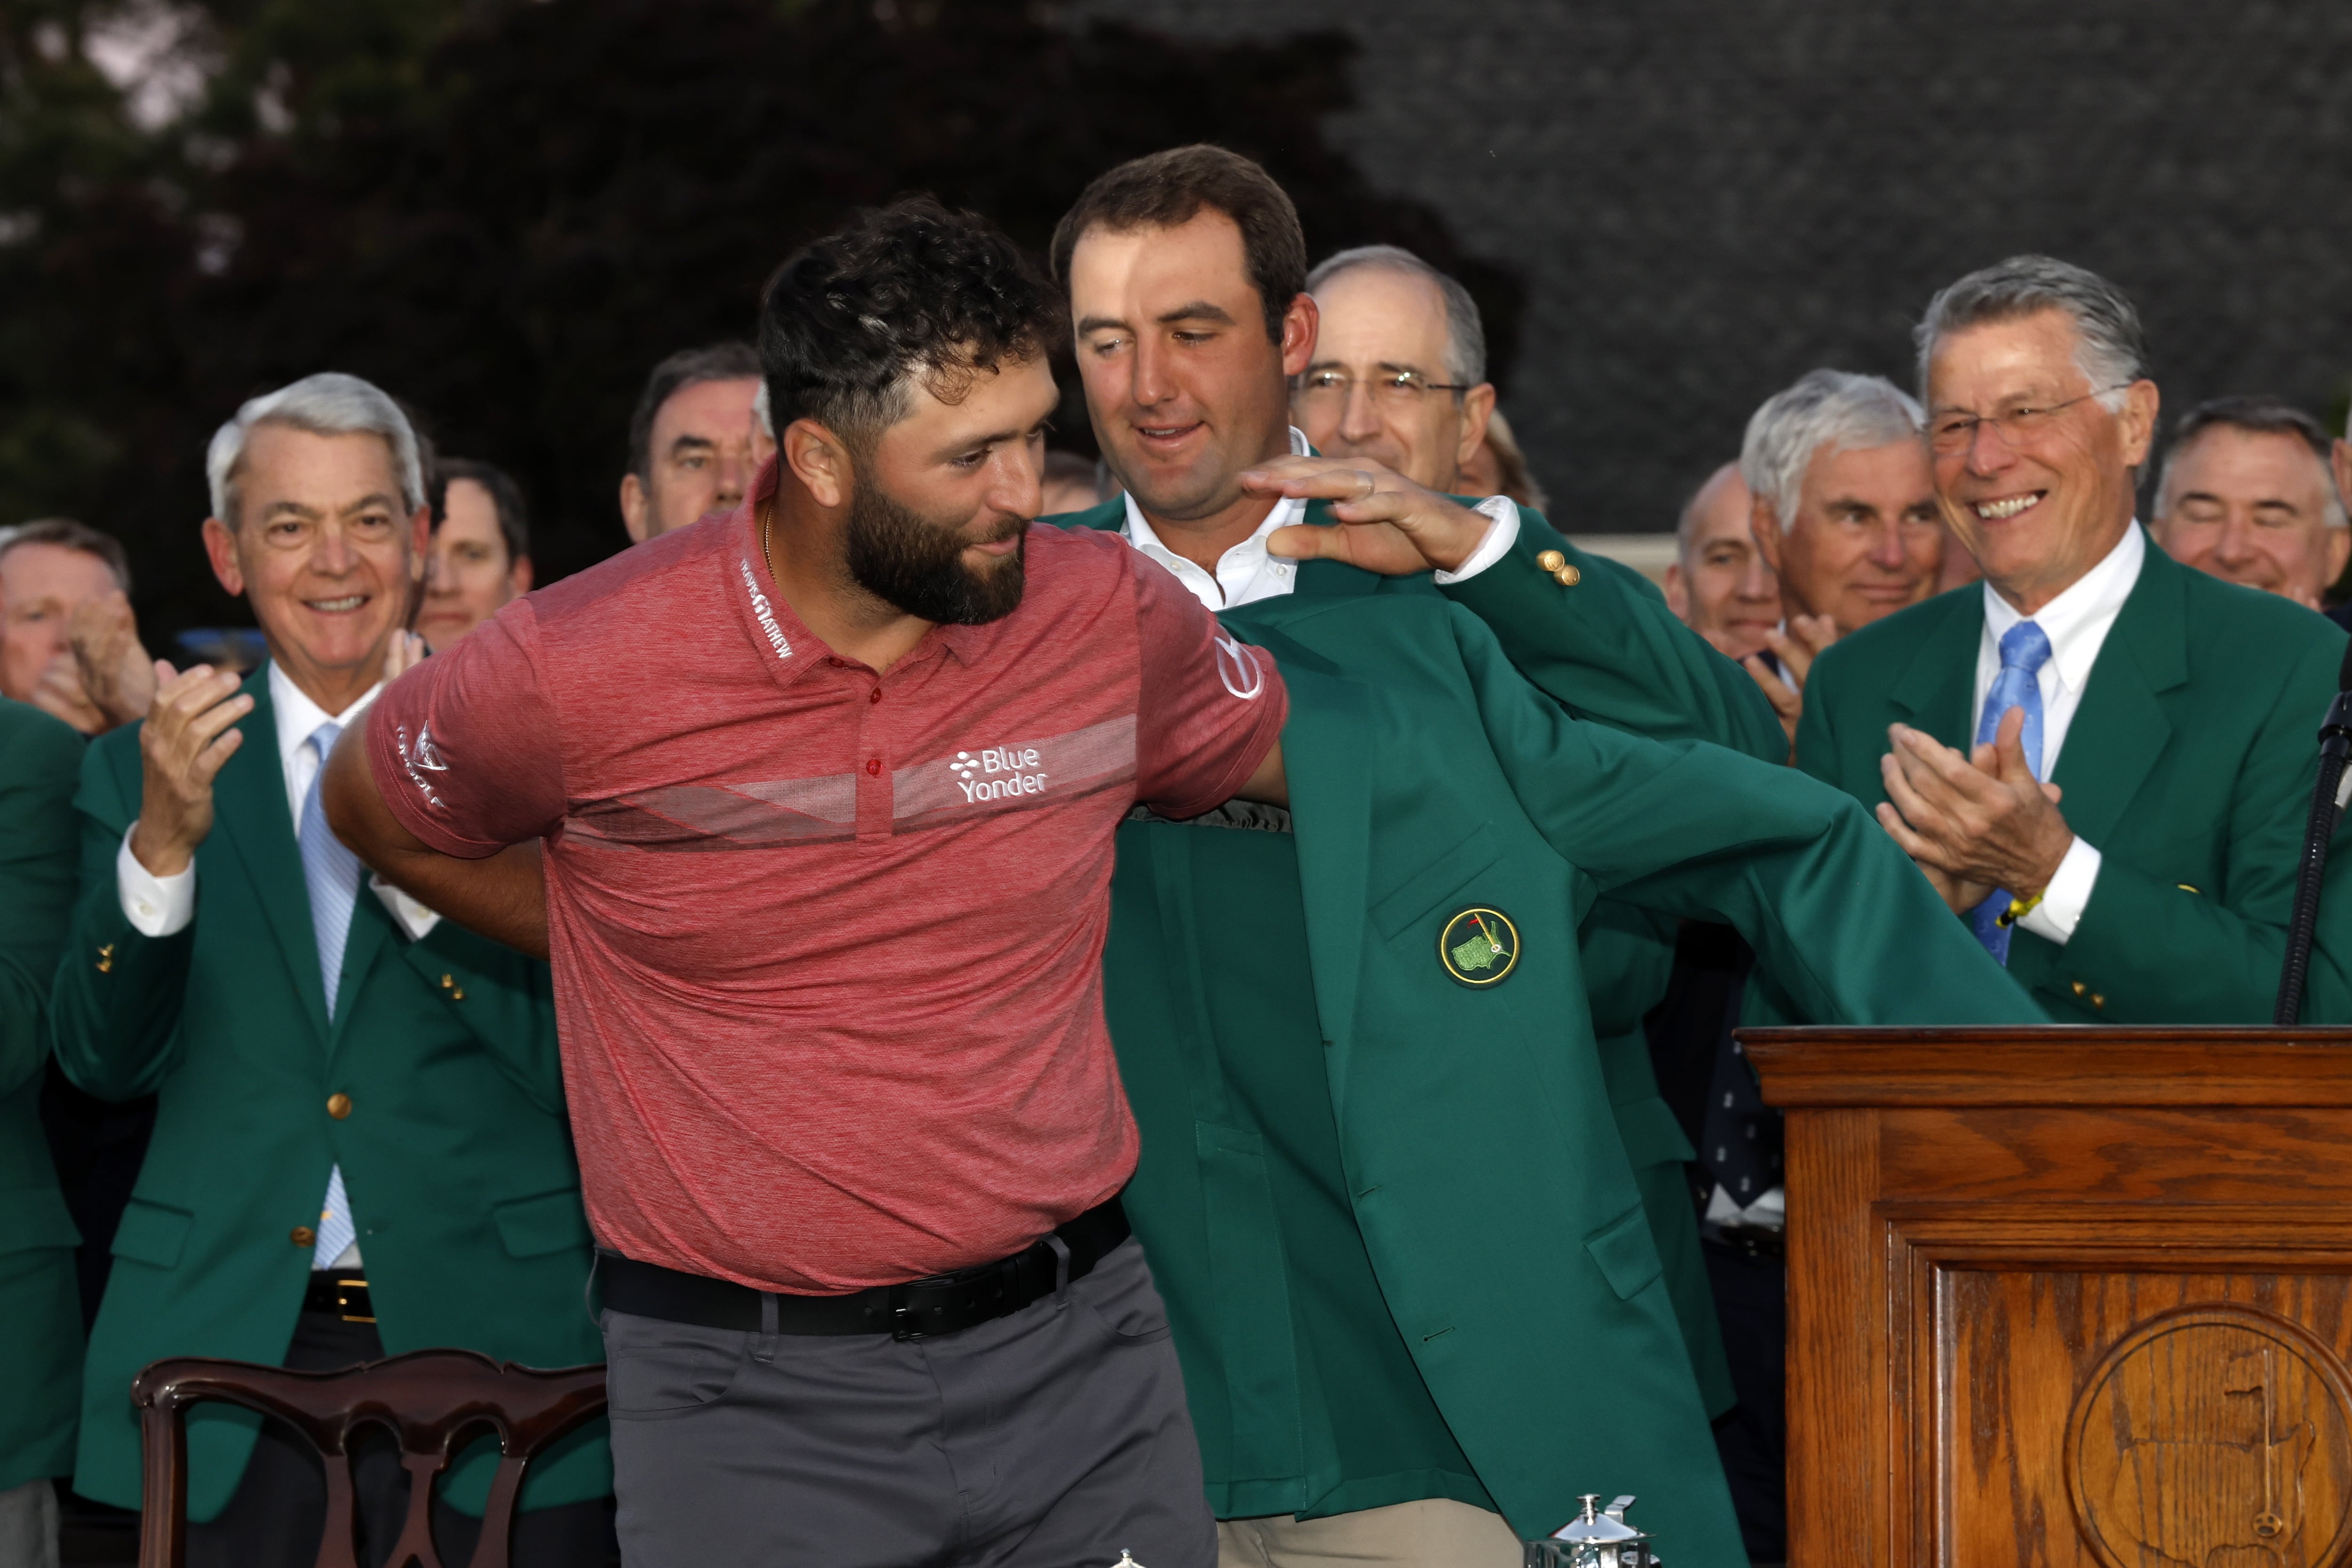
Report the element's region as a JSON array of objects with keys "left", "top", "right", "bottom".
[{"left": 2273, "top": 640, "right": 2352, "bottom": 1025}]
